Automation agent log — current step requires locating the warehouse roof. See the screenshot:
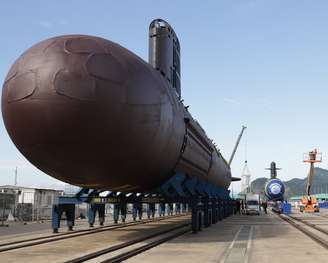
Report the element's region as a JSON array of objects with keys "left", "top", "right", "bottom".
[{"left": 0, "top": 185, "right": 63, "bottom": 192}]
